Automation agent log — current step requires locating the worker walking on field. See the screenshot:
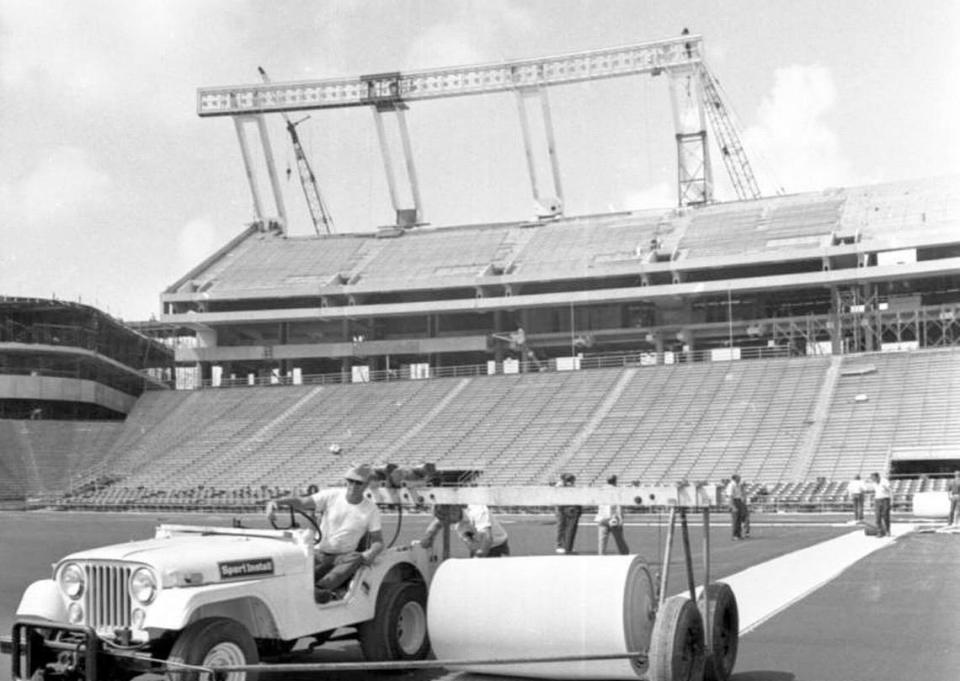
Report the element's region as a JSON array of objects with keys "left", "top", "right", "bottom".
[
  {"left": 947, "top": 470, "right": 960, "bottom": 527},
  {"left": 847, "top": 474, "right": 866, "bottom": 523},
  {"left": 869, "top": 471, "right": 892, "bottom": 537},
  {"left": 725, "top": 474, "right": 747, "bottom": 540},
  {"left": 555, "top": 473, "right": 582, "bottom": 554},
  {"left": 595, "top": 475, "right": 630, "bottom": 555}
]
